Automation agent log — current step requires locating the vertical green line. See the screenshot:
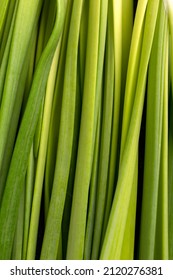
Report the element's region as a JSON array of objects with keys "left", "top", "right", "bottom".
[
  {"left": 0, "top": 0, "right": 10, "bottom": 42},
  {"left": 45, "top": 0, "right": 73, "bottom": 205},
  {"left": 26, "top": 43, "right": 61, "bottom": 260},
  {"left": 155, "top": 25, "right": 169, "bottom": 259},
  {"left": 12, "top": 188, "right": 24, "bottom": 260},
  {"left": 0, "top": 0, "right": 42, "bottom": 172},
  {"left": 139, "top": 1, "right": 166, "bottom": 259},
  {"left": 66, "top": 0, "right": 101, "bottom": 260},
  {"left": 84, "top": 109, "right": 101, "bottom": 260},
  {"left": 91, "top": 0, "right": 113, "bottom": 259},
  {"left": 40, "top": 0, "right": 83, "bottom": 259},
  {"left": 22, "top": 145, "right": 35, "bottom": 260},
  {"left": 0, "top": 0, "right": 66, "bottom": 259},
  {"left": 106, "top": 0, "right": 122, "bottom": 212},
  {"left": 100, "top": 0, "right": 159, "bottom": 259}
]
